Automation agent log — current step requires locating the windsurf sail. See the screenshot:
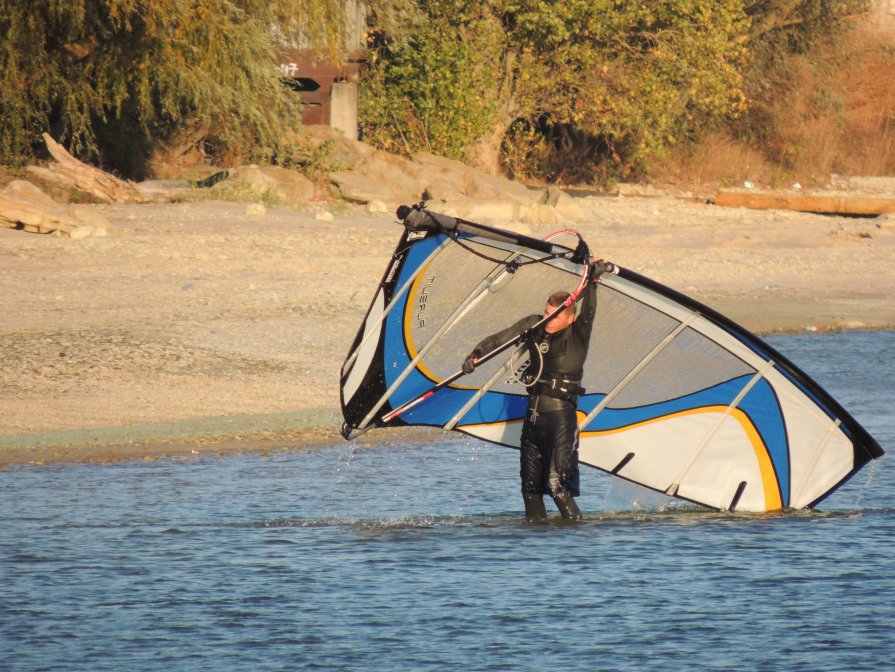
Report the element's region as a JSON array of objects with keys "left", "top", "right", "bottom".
[{"left": 340, "top": 204, "right": 885, "bottom": 512}]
